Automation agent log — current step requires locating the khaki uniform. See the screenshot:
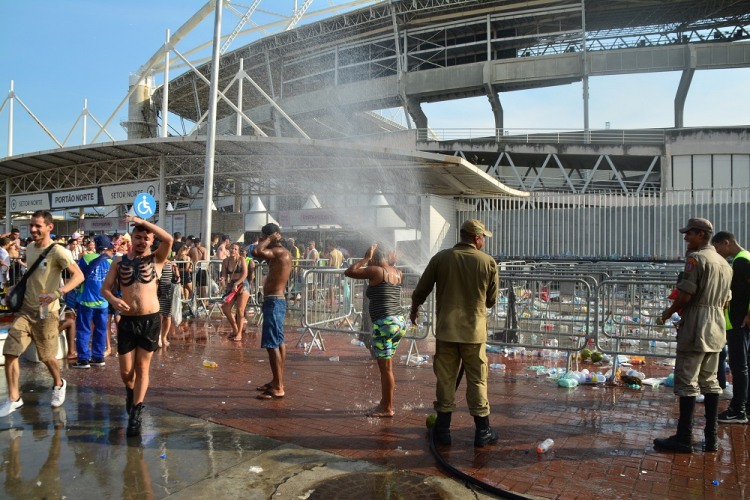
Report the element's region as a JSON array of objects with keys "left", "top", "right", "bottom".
[
  {"left": 412, "top": 241, "right": 498, "bottom": 416},
  {"left": 674, "top": 244, "right": 732, "bottom": 397}
]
